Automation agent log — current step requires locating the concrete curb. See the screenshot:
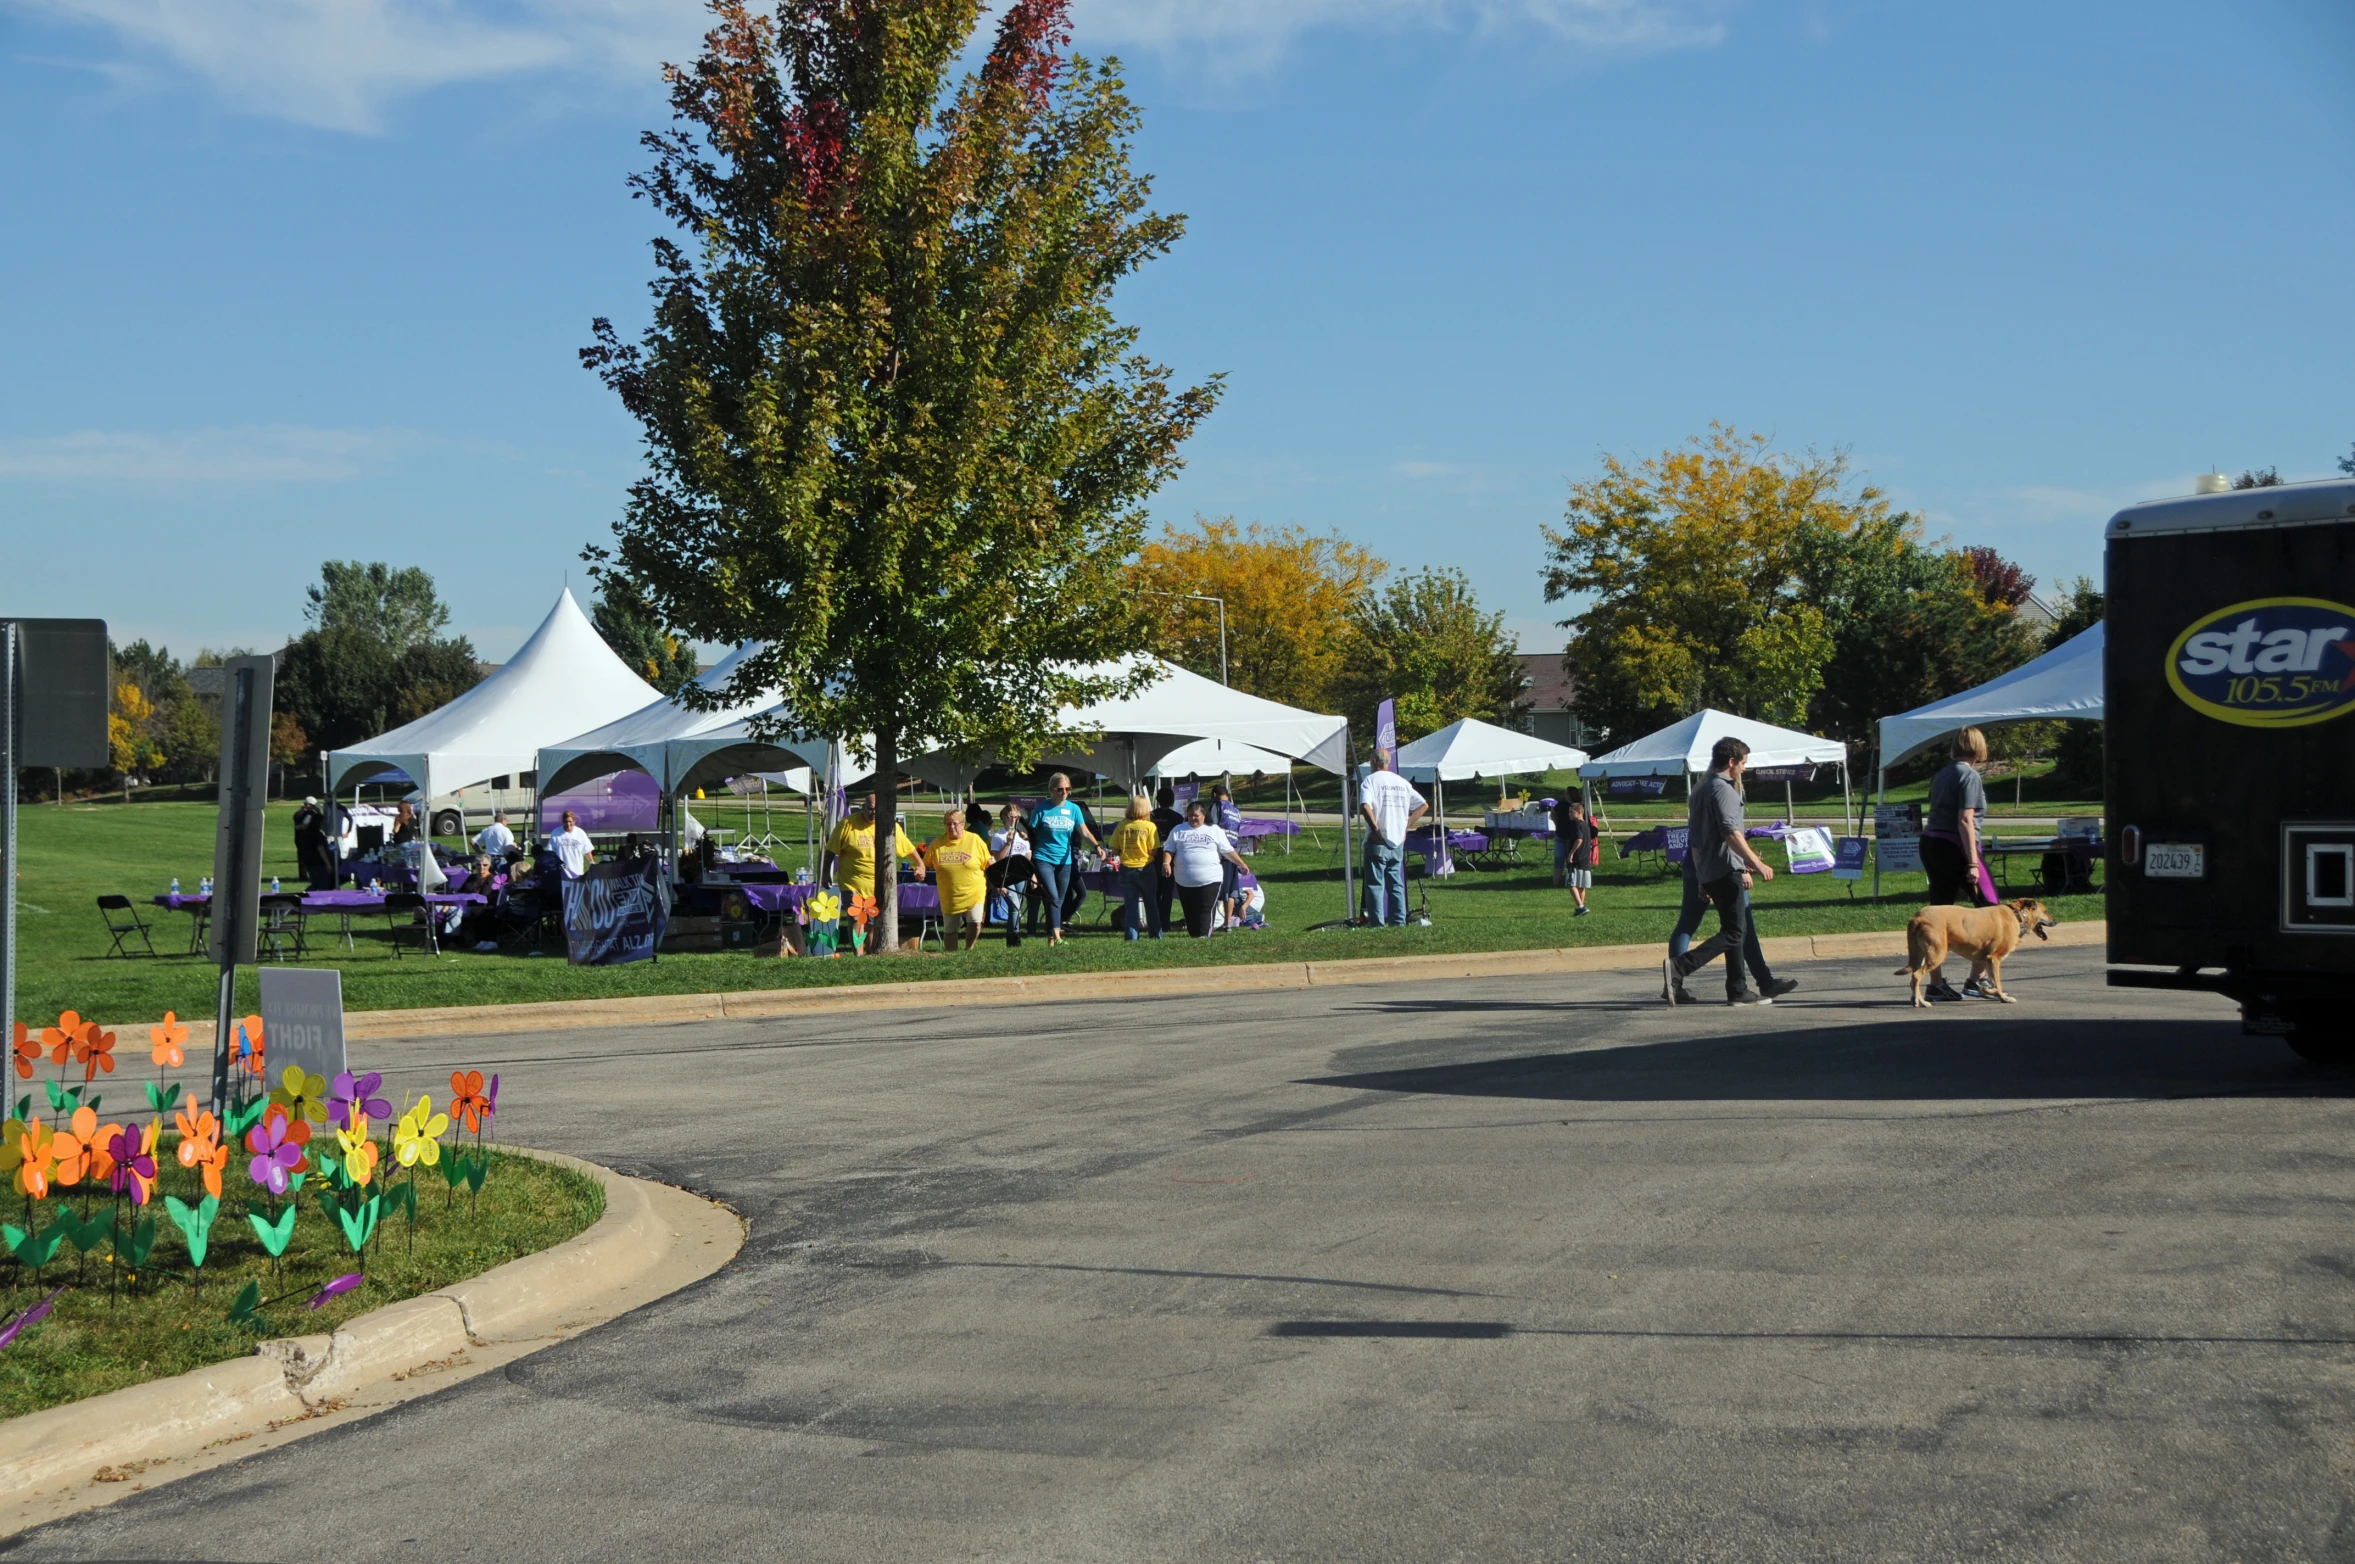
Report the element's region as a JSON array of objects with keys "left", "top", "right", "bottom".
[
  {"left": 0, "top": 1150, "right": 742, "bottom": 1527},
  {"left": 165, "top": 922, "right": 2111, "bottom": 1047}
]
